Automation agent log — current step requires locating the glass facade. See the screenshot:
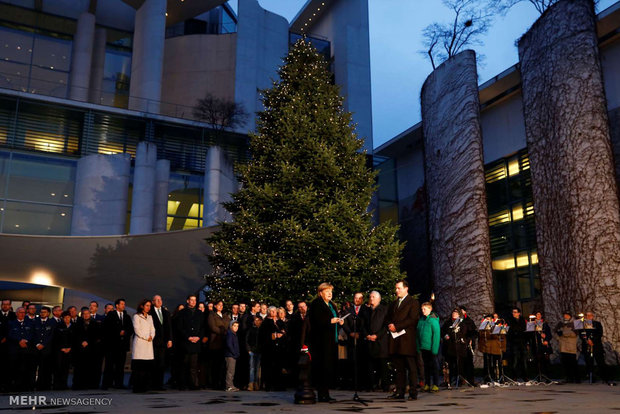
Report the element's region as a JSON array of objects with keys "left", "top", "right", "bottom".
[
  {"left": 167, "top": 173, "right": 203, "bottom": 231},
  {"left": 485, "top": 149, "right": 540, "bottom": 314},
  {"left": 0, "top": 3, "right": 133, "bottom": 109},
  {"left": 0, "top": 151, "right": 75, "bottom": 235},
  {"left": 375, "top": 156, "right": 398, "bottom": 225},
  {"left": 0, "top": 93, "right": 249, "bottom": 236},
  {"left": 166, "top": 4, "right": 238, "bottom": 38},
  {"left": 0, "top": 24, "right": 72, "bottom": 98}
]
